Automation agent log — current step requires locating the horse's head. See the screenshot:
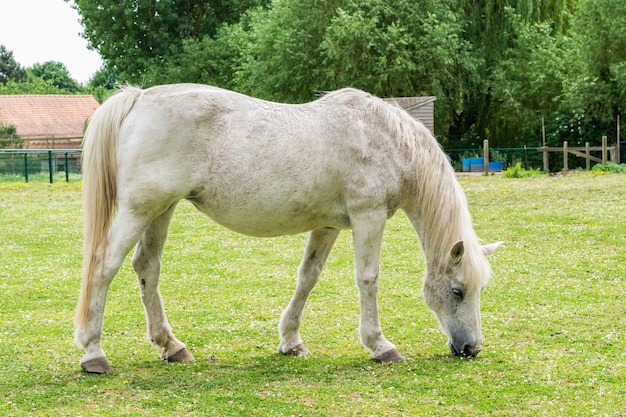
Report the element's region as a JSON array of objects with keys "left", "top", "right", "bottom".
[{"left": 423, "top": 240, "right": 502, "bottom": 357}]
